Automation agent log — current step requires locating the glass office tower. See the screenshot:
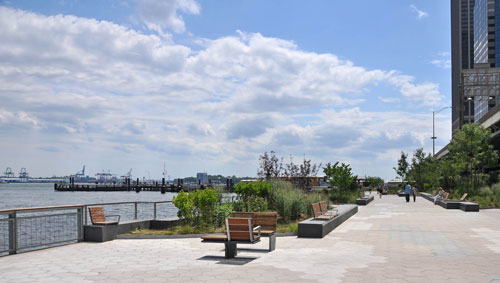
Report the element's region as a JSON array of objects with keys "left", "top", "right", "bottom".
[
  {"left": 451, "top": 0, "right": 475, "bottom": 133},
  {"left": 473, "top": 0, "right": 500, "bottom": 121}
]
